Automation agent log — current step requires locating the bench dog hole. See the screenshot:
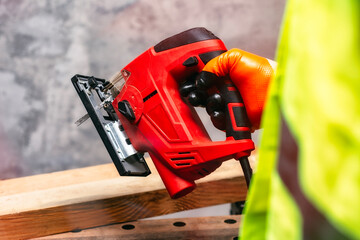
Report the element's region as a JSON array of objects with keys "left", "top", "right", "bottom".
[
  {"left": 122, "top": 224, "right": 135, "bottom": 230},
  {"left": 173, "top": 221, "right": 186, "bottom": 227},
  {"left": 224, "top": 219, "right": 237, "bottom": 224}
]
